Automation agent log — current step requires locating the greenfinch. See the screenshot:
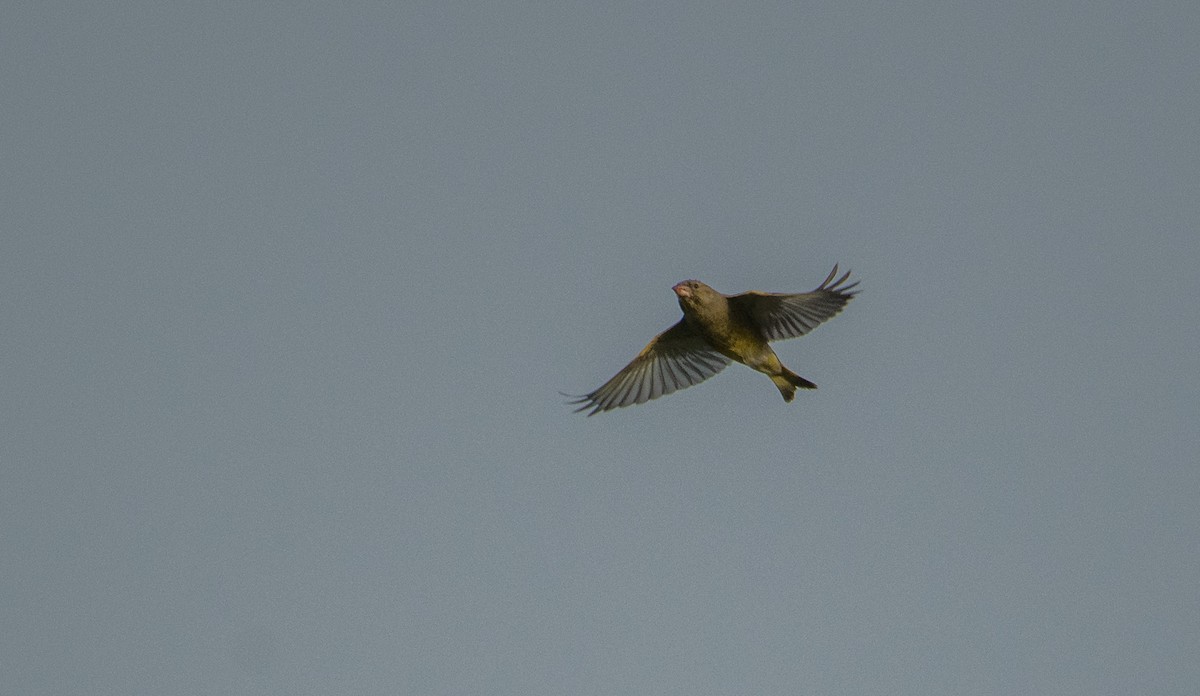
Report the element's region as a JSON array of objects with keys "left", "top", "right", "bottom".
[{"left": 568, "top": 265, "right": 858, "bottom": 415}]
